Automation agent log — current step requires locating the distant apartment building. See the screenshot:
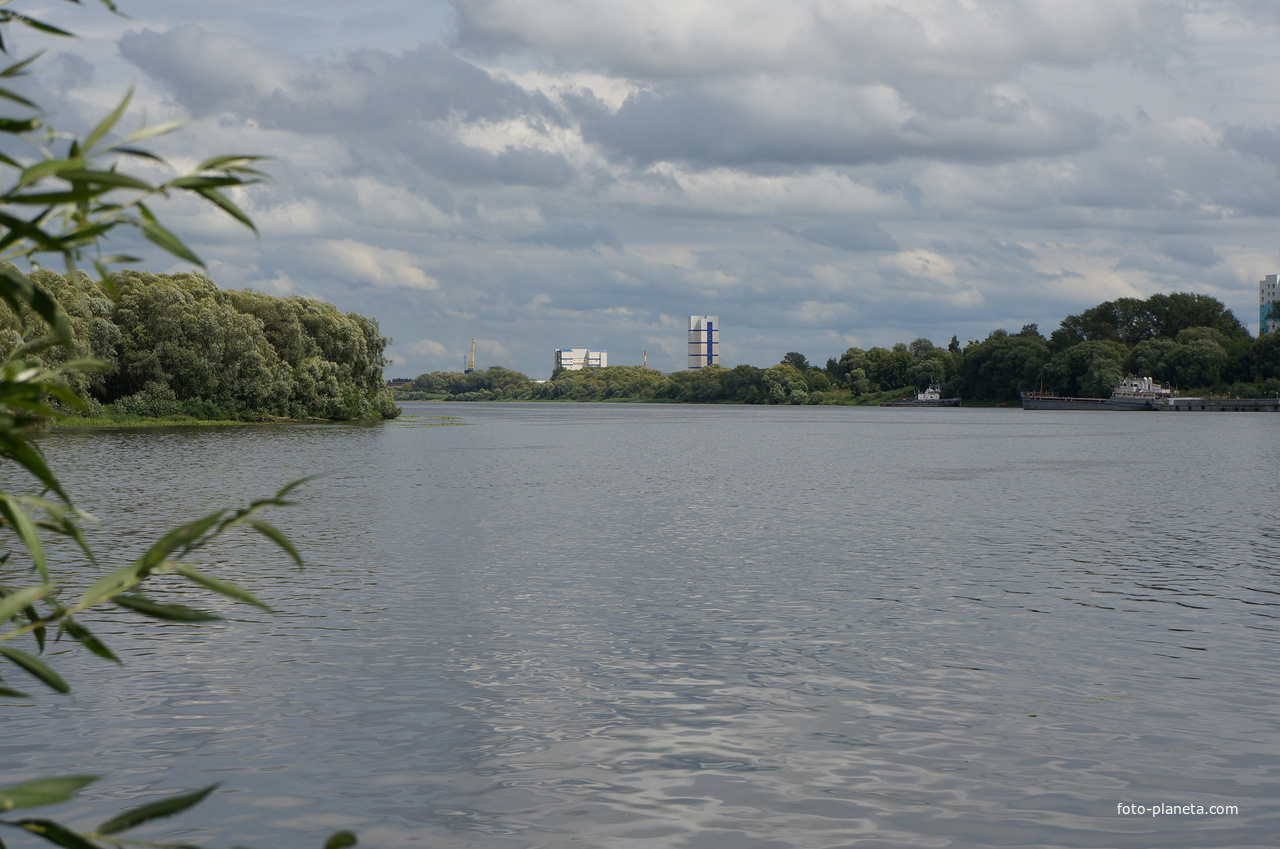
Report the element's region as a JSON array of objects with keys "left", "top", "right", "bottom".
[
  {"left": 555, "top": 348, "right": 608, "bottom": 371},
  {"left": 1262, "top": 274, "right": 1280, "bottom": 334},
  {"left": 687, "top": 315, "right": 719, "bottom": 369}
]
